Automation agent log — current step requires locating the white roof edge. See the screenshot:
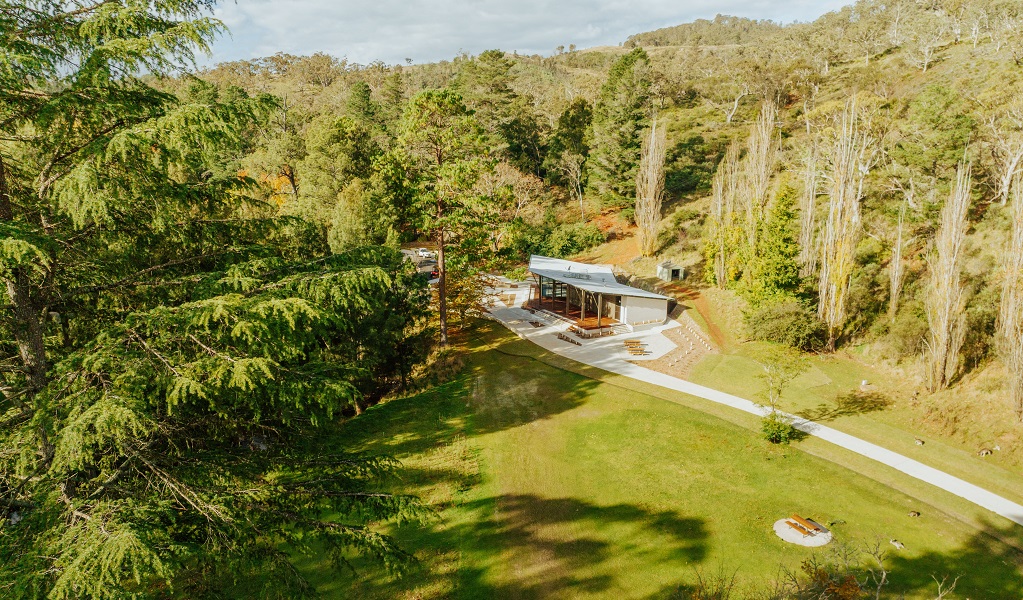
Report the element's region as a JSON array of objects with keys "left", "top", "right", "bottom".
[{"left": 527, "top": 255, "right": 672, "bottom": 301}]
